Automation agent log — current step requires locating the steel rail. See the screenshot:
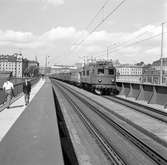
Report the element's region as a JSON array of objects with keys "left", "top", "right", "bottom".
[
  {"left": 53, "top": 82, "right": 127, "bottom": 165},
  {"left": 104, "top": 96, "right": 167, "bottom": 123},
  {"left": 53, "top": 80, "right": 167, "bottom": 165}
]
